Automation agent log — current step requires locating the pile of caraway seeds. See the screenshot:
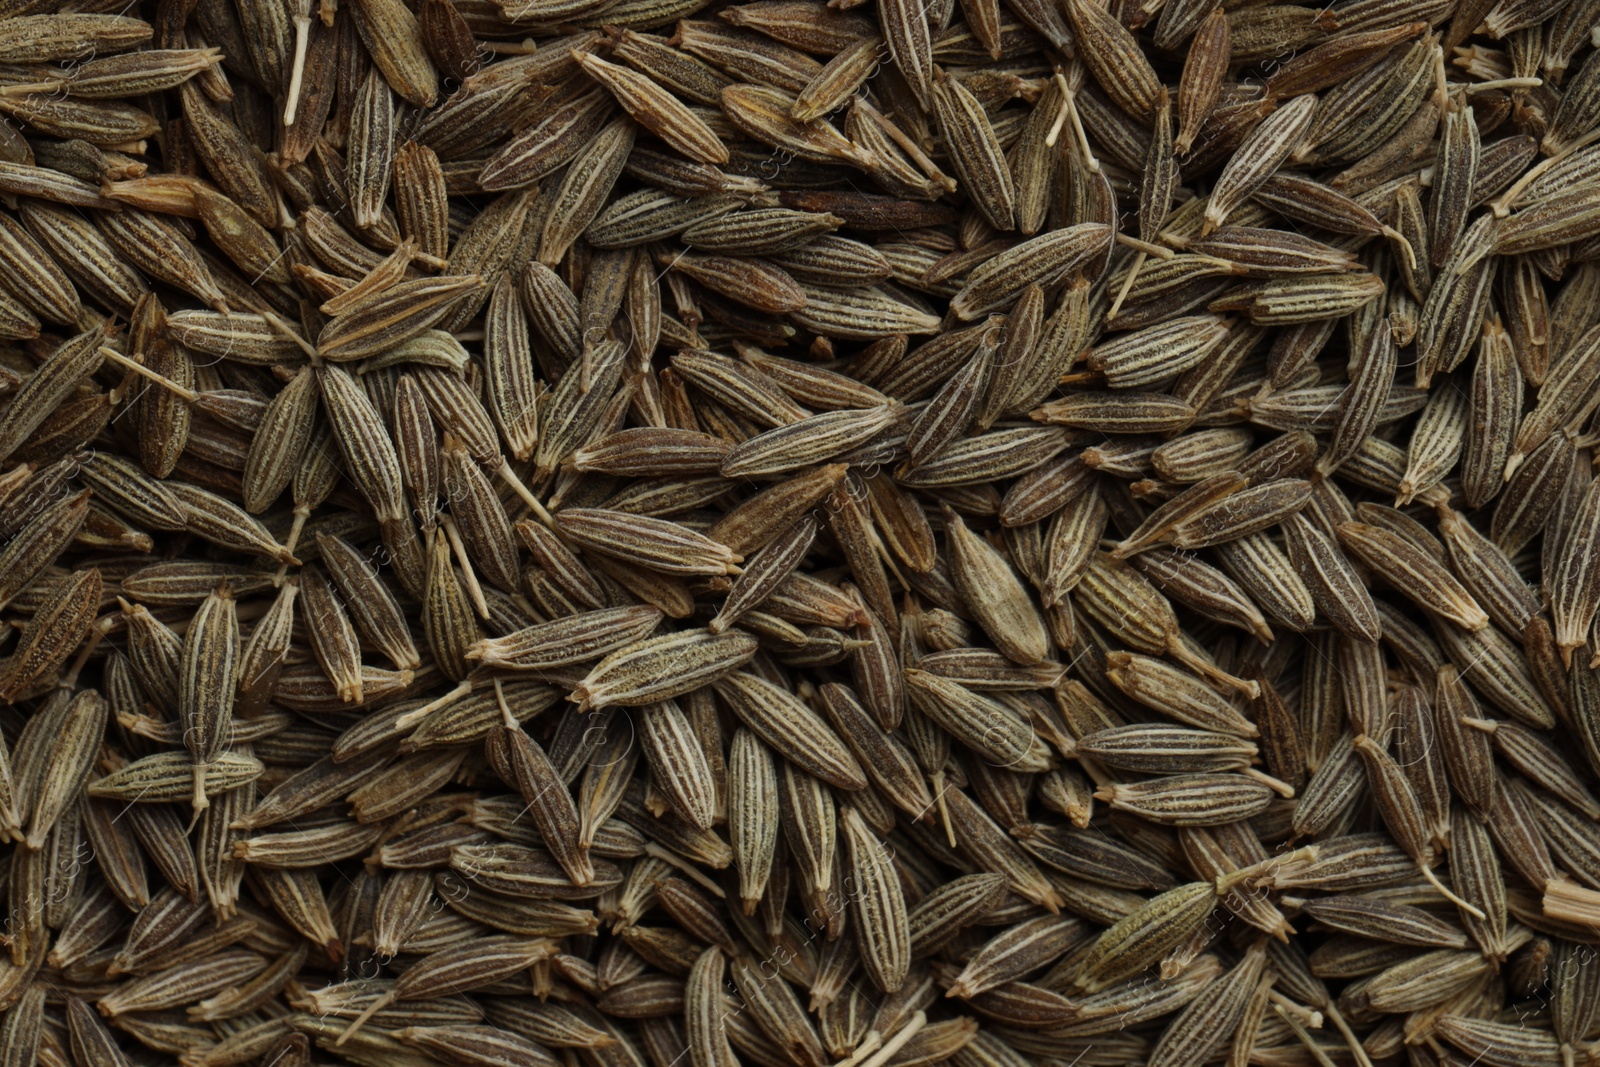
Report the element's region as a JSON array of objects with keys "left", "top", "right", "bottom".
[{"left": 9, "top": 1, "right": 1600, "bottom": 1066}]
